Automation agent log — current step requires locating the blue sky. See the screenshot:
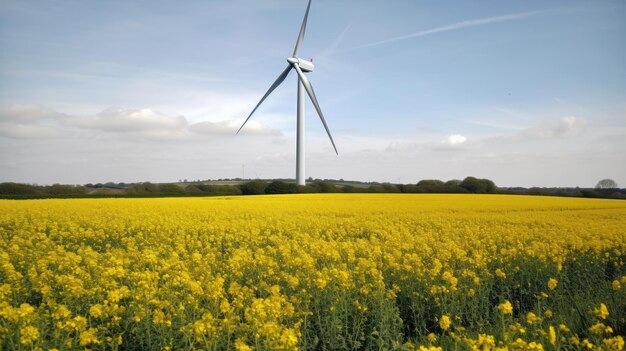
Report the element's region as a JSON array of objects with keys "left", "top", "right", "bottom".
[{"left": 1, "top": 0, "right": 625, "bottom": 187}]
